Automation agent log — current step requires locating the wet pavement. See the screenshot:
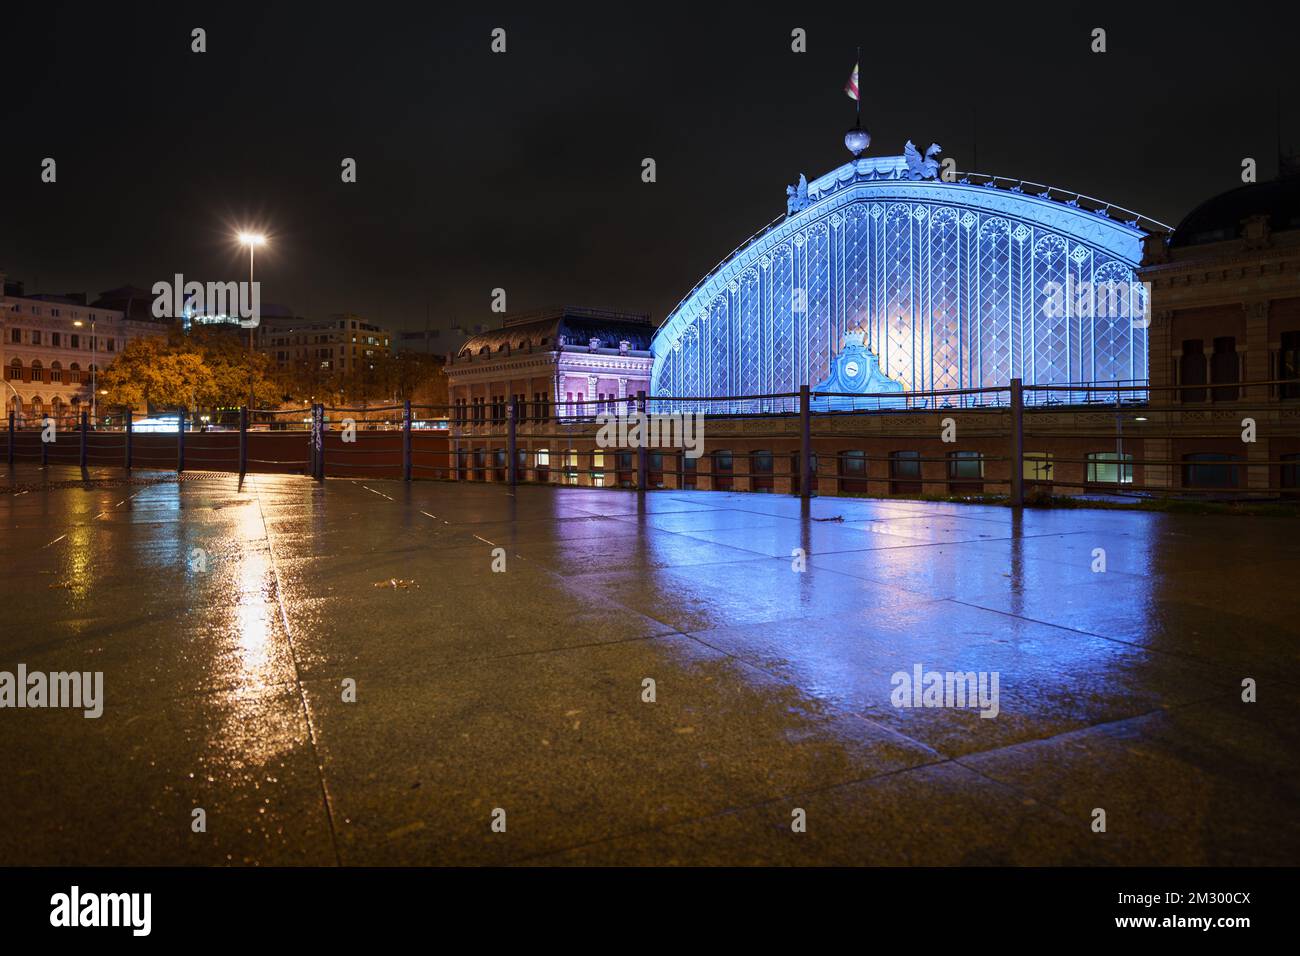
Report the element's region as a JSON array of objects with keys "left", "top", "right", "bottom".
[{"left": 1, "top": 464, "right": 1297, "bottom": 865}]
